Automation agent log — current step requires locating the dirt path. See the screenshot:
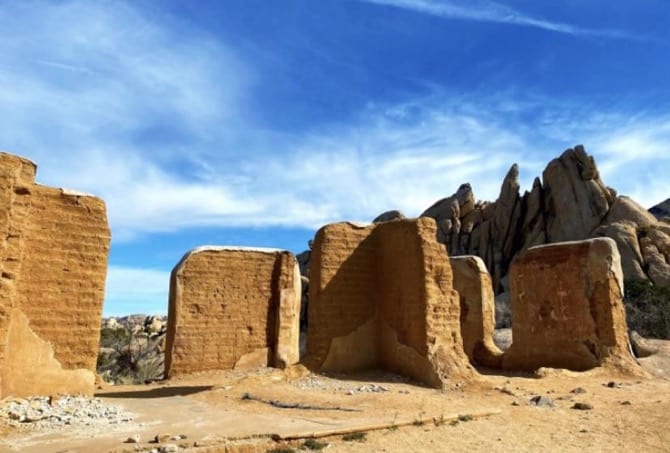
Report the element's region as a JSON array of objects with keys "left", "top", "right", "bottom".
[{"left": 1, "top": 366, "right": 668, "bottom": 452}]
